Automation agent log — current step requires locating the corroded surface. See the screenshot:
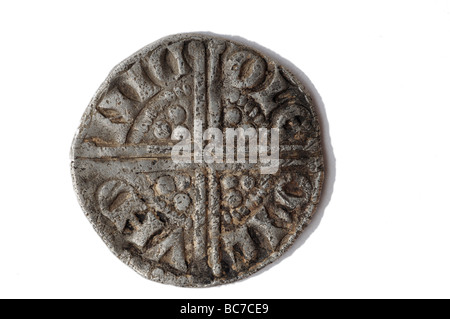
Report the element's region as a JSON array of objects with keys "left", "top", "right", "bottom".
[{"left": 71, "top": 33, "right": 324, "bottom": 287}]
